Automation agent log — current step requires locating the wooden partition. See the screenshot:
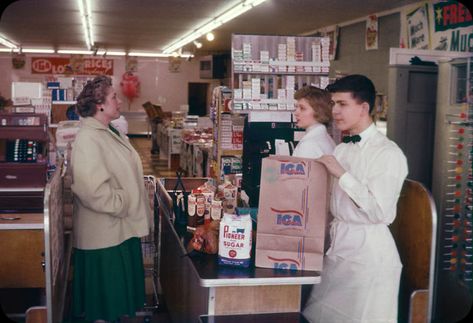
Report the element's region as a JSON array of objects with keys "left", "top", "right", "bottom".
[
  {"left": 43, "top": 156, "right": 73, "bottom": 323},
  {"left": 390, "top": 179, "right": 437, "bottom": 323}
]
